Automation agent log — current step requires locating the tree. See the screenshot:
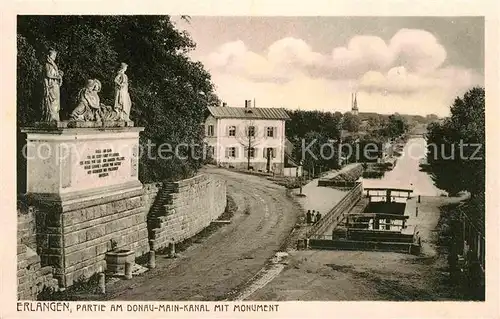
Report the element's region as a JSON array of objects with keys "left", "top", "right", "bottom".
[
  {"left": 235, "top": 120, "right": 264, "bottom": 171},
  {"left": 292, "top": 131, "right": 333, "bottom": 177},
  {"left": 286, "top": 109, "right": 342, "bottom": 141},
  {"left": 17, "top": 16, "right": 220, "bottom": 191},
  {"left": 426, "top": 87, "right": 485, "bottom": 198},
  {"left": 342, "top": 112, "right": 361, "bottom": 133},
  {"left": 285, "top": 109, "right": 342, "bottom": 171},
  {"left": 426, "top": 121, "right": 464, "bottom": 196},
  {"left": 367, "top": 115, "right": 382, "bottom": 129},
  {"left": 380, "top": 113, "right": 409, "bottom": 139},
  {"left": 425, "top": 114, "right": 439, "bottom": 123}
]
